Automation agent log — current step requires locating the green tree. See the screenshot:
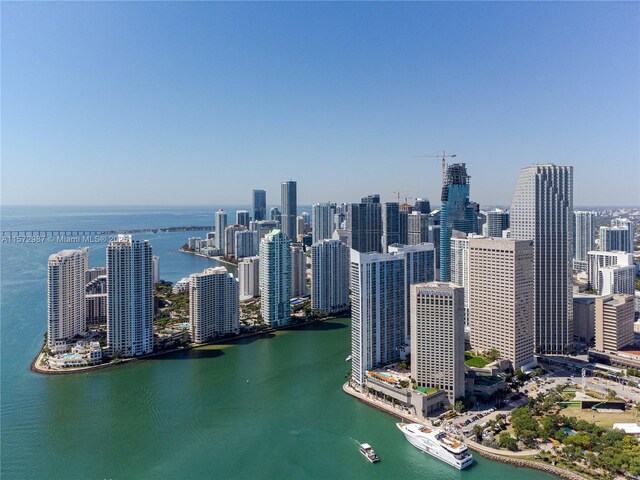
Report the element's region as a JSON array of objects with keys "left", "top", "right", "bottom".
[
  {"left": 471, "top": 424, "right": 484, "bottom": 442},
  {"left": 486, "top": 348, "right": 501, "bottom": 361},
  {"left": 454, "top": 400, "right": 465, "bottom": 413},
  {"left": 498, "top": 432, "right": 518, "bottom": 451}
]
